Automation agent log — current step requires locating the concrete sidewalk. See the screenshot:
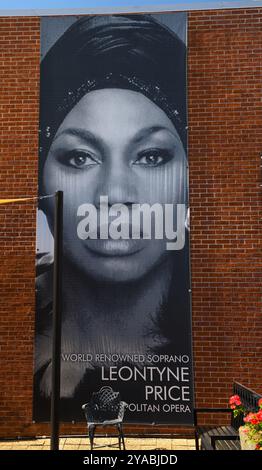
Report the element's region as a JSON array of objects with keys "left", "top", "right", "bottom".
[{"left": 0, "top": 436, "right": 196, "bottom": 450}]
